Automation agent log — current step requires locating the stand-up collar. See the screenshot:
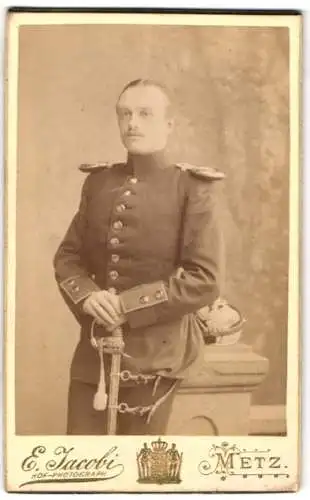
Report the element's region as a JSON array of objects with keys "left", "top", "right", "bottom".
[{"left": 126, "top": 151, "right": 169, "bottom": 179}]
